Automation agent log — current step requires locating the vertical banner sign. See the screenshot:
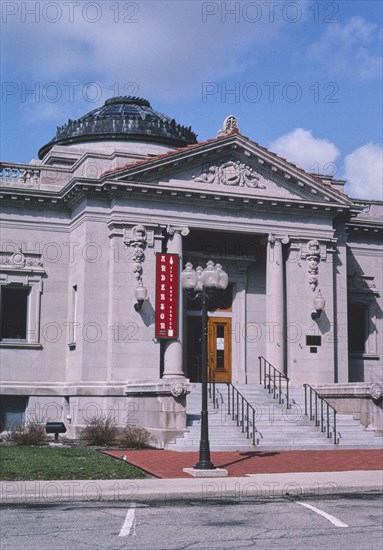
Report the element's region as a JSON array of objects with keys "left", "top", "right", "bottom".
[{"left": 155, "top": 253, "right": 179, "bottom": 339}]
